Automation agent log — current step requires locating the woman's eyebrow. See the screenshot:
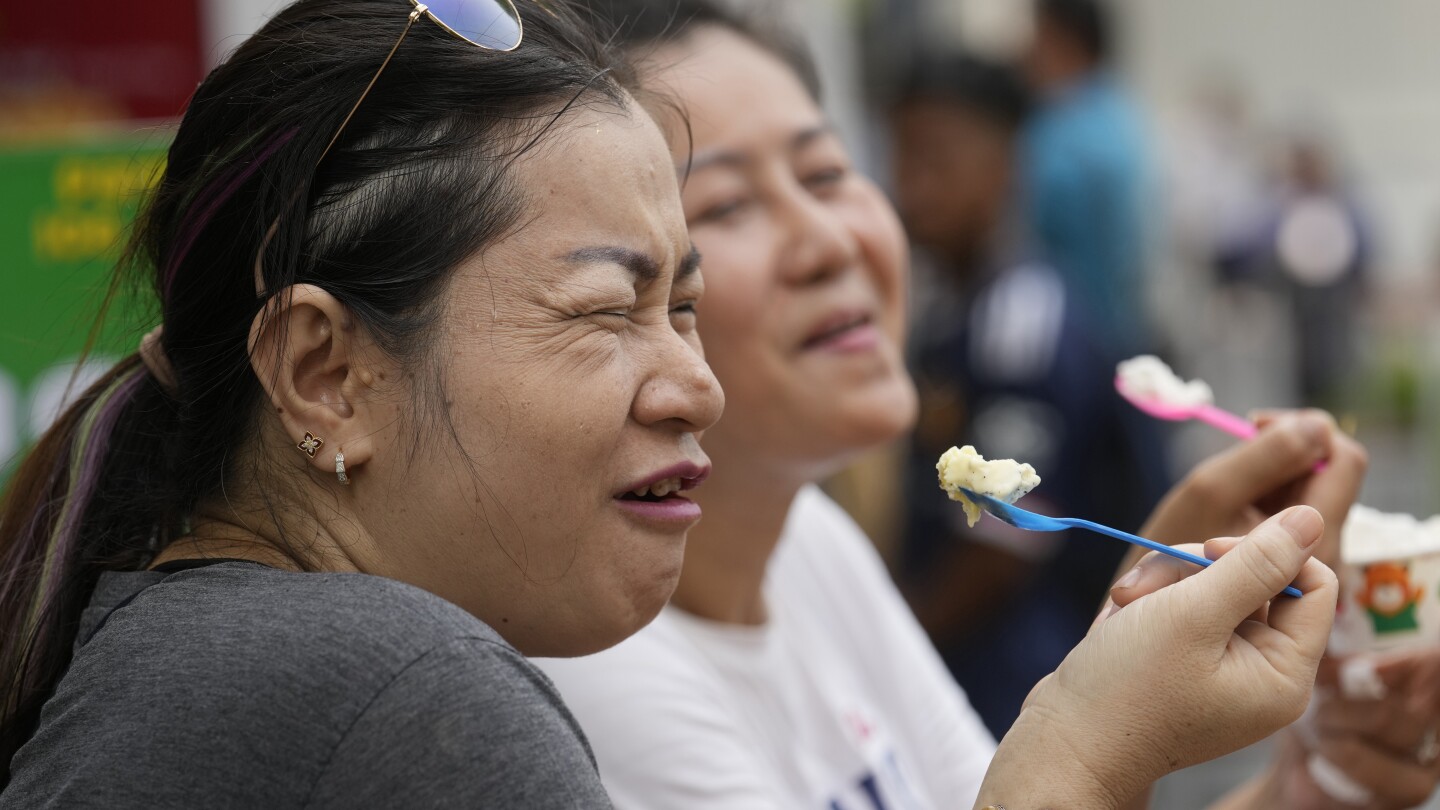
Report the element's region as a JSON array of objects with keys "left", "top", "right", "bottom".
[
  {"left": 562, "top": 245, "right": 701, "bottom": 283},
  {"left": 563, "top": 246, "right": 659, "bottom": 282},
  {"left": 682, "top": 123, "right": 835, "bottom": 174},
  {"left": 682, "top": 149, "right": 747, "bottom": 174},
  {"left": 790, "top": 123, "right": 835, "bottom": 152}
]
